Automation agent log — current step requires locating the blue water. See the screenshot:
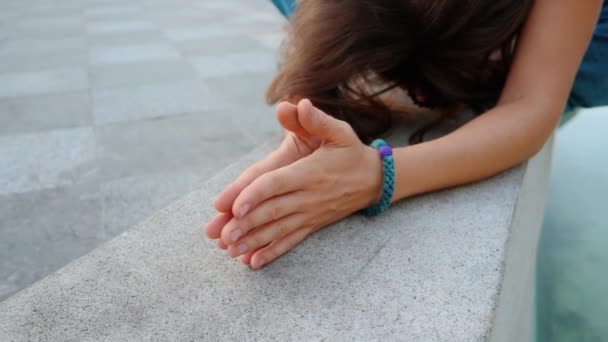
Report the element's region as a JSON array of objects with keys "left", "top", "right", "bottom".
[{"left": 536, "top": 107, "right": 608, "bottom": 342}]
